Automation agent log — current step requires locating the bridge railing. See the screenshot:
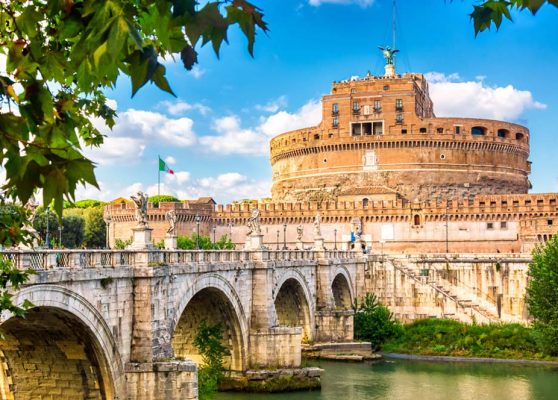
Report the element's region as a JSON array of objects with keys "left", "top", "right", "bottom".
[{"left": 0, "top": 249, "right": 358, "bottom": 270}]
